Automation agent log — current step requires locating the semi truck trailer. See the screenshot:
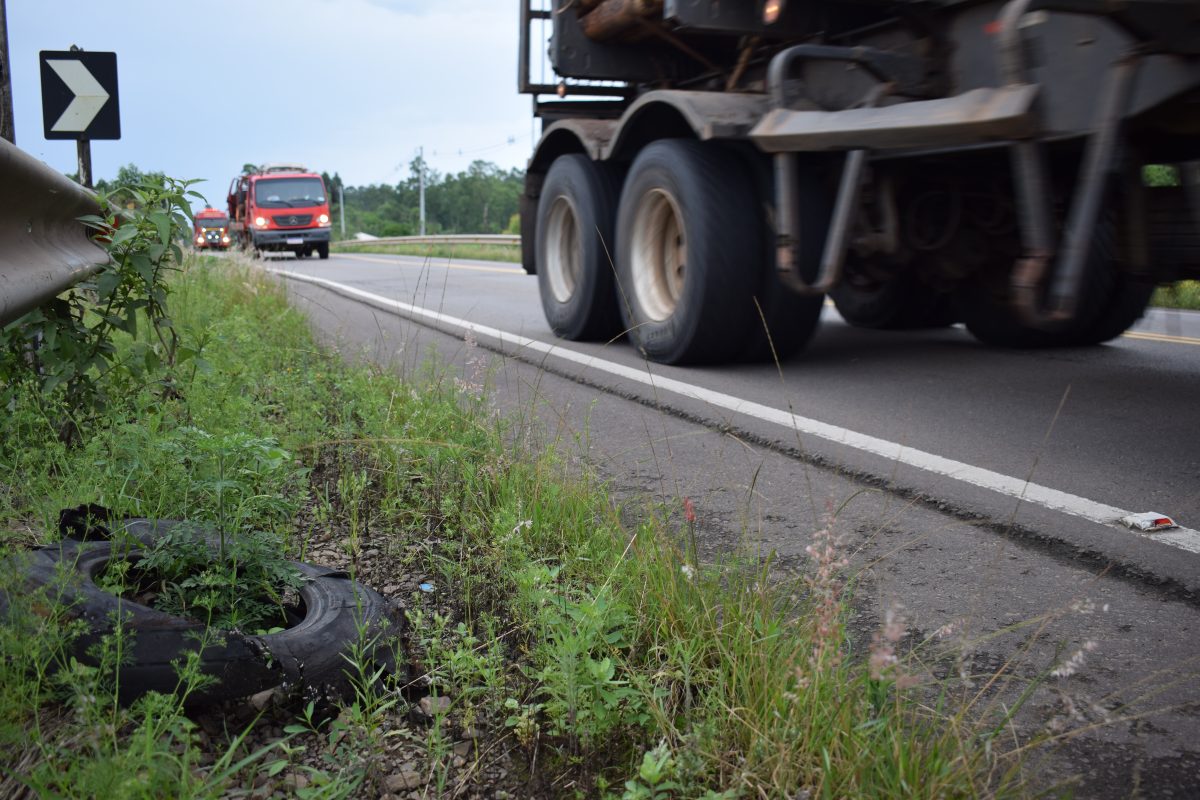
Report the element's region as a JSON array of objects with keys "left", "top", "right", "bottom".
[{"left": 517, "top": 0, "right": 1200, "bottom": 364}]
